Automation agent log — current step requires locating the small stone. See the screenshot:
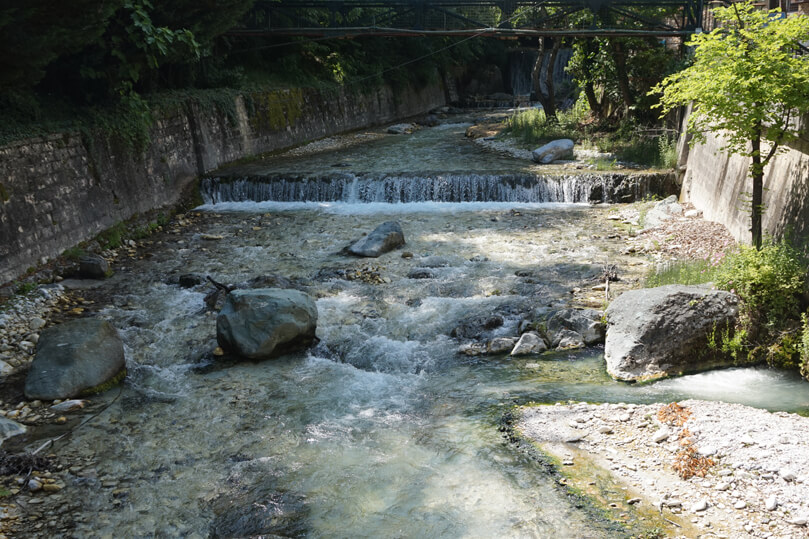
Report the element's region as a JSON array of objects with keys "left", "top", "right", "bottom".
[
  {"left": 598, "top": 426, "right": 613, "bottom": 434},
  {"left": 734, "top": 501, "right": 747, "bottom": 510},
  {"left": 562, "top": 460, "right": 574, "bottom": 466},
  {"left": 28, "top": 479, "right": 42, "bottom": 492},
  {"left": 401, "top": 252, "right": 414, "bottom": 259},
  {"left": 765, "top": 495, "right": 777, "bottom": 511},
  {"left": 564, "top": 432, "right": 584, "bottom": 443},
  {"left": 29, "top": 318, "right": 46, "bottom": 330},
  {"left": 698, "top": 446, "right": 717, "bottom": 457},
  {"left": 50, "top": 400, "right": 87, "bottom": 413},
  {"left": 780, "top": 468, "right": 797, "bottom": 482},
  {"left": 213, "top": 347, "right": 224, "bottom": 357},
  {"left": 787, "top": 517, "right": 808, "bottom": 526},
  {"left": 692, "top": 499, "right": 709, "bottom": 512},
  {"left": 715, "top": 482, "right": 730, "bottom": 491},
  {"left": 652, "top": 427, "right": 670, "bottom": 443},
  {"left": 617, "top": 413, "right": 631, "bottom": 422},
  {"left": 42, "top": 483, "right": 62, "bottom": 493}
]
